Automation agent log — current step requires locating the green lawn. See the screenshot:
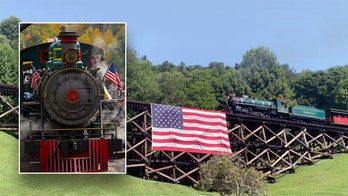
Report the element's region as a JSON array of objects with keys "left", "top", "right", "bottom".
[
  {"left": 267, "top": 154, "right": 348, "bottom": 196},
  {"left": 2, "top": 131, "right": 348, "bottom": 196}
]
